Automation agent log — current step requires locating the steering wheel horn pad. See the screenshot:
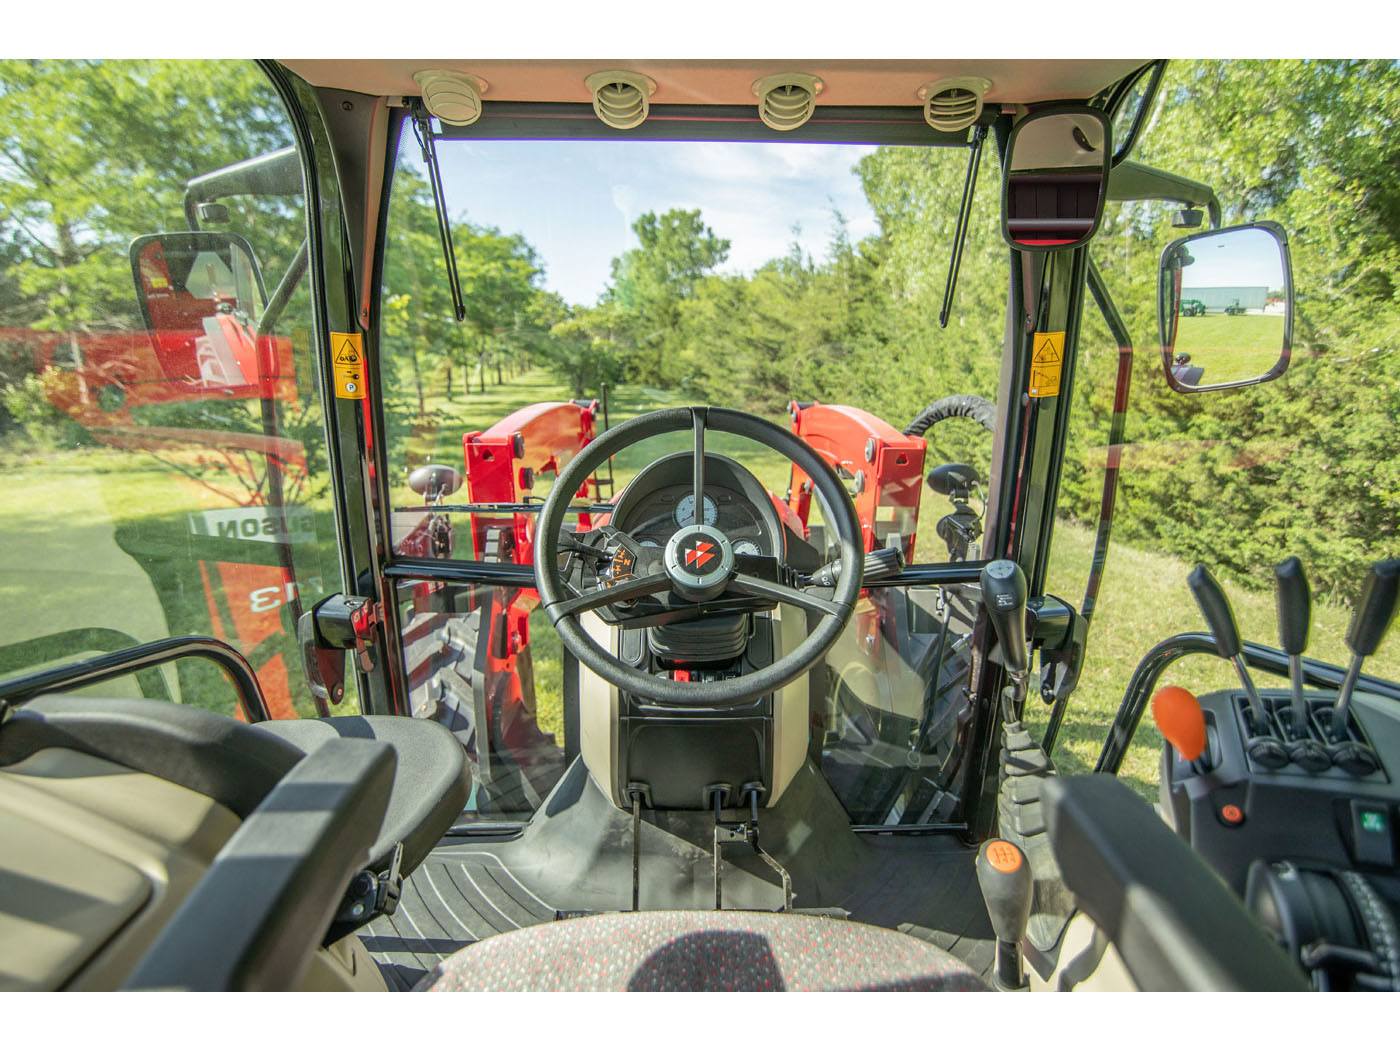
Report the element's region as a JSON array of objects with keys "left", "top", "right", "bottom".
[{"left": 664, "top": 523, "right": 735, "bottom": 600}]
